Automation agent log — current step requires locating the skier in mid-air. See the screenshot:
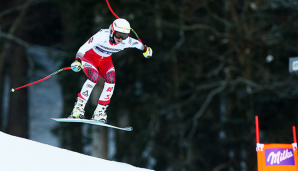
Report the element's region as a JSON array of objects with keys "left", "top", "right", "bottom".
[{"left": 69, "top": 18, "right": 153, "bottom": 123}]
